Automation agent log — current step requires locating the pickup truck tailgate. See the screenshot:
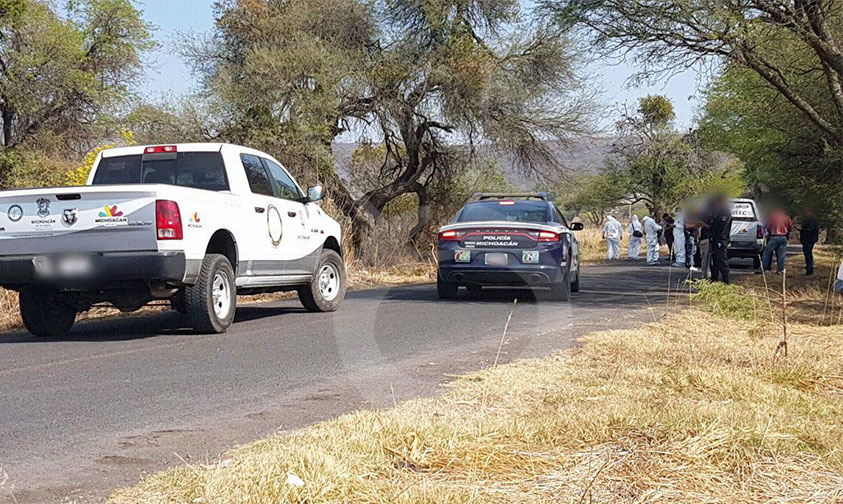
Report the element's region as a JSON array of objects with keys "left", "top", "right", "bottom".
[{"left": 0, "top": 189, "right": 158, "bottom": 255}]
